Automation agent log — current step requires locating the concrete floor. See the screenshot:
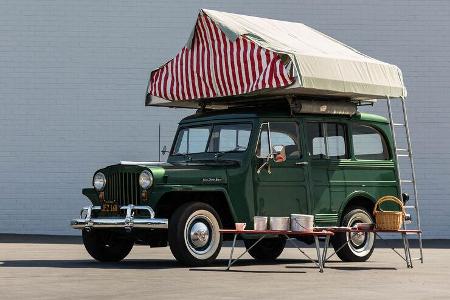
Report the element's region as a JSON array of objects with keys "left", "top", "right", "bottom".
[{"left": 0, "top": 239, "right": 449, "bottom": 300}]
